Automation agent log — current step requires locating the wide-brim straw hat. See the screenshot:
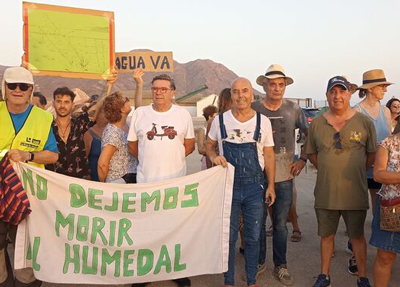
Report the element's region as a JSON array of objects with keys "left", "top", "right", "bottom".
[
  {"left": 256, "top": 64, "right": 294, "bottom": 86},
  {"left": 357, "top": 69, "right": 393, "bottom": 90}
]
